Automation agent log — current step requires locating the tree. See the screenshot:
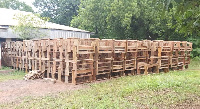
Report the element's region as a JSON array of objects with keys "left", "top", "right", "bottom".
[
  {"left": 0, "top": 0, "right": 34, "bottom": 12},
  {"left": 71, "top": 0, "right": 175, "bottom": 40},
  {"left": 155, "top": 0, "right": 200, "bottom": 36},
  {"left": 12, "top": 13, "right": 47, "bottom": 39},
  {"left": 33, "top": 0, "right": 80, "bottom": 26},
  {"left": 71, "top": 0, "right": 199, "bottom": 56},
  {"left": 159, "top": 0, "right": 200, "bottom": 57}
]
